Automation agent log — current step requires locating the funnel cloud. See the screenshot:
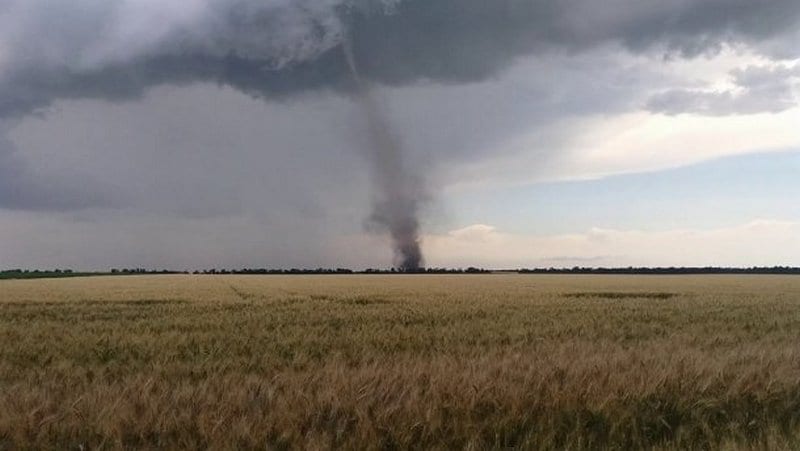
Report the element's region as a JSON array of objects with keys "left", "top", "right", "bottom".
[{"left": 343, "top": 36, "right": 423, "bottom": 270}]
